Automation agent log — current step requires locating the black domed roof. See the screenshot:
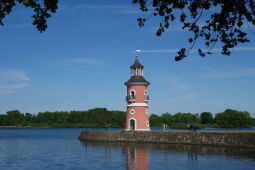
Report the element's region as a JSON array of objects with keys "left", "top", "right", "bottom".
[{"left": 130, "top": 57, "right": 144, "bottom": 69}]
